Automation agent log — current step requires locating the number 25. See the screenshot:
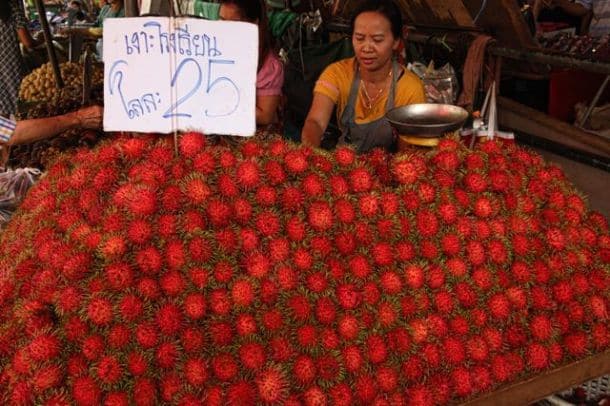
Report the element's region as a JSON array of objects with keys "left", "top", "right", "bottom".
[{"left": 205, "top": 59, "right": 240, "bottom": 117}]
